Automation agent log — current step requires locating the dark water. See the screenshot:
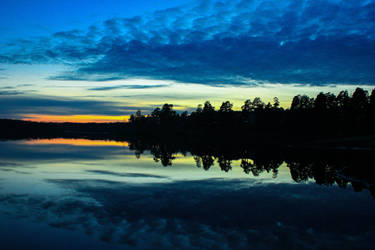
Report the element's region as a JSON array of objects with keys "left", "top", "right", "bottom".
[{"left": 0, "top": 139, "right": 374, "bottom": 249}]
